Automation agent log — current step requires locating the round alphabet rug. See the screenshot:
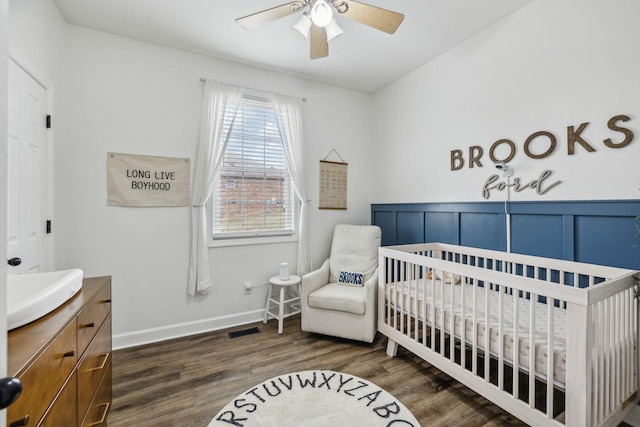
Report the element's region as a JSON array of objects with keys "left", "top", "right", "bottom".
[{"left": 209, "top": 370, "right": 420, "bottom": 427}]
